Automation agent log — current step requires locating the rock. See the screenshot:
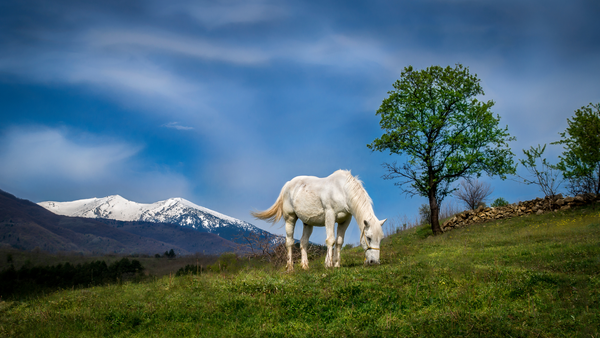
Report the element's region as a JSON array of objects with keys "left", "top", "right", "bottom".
[{"left": 442, "top": 194, "right": 594, "bottom": 231}]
